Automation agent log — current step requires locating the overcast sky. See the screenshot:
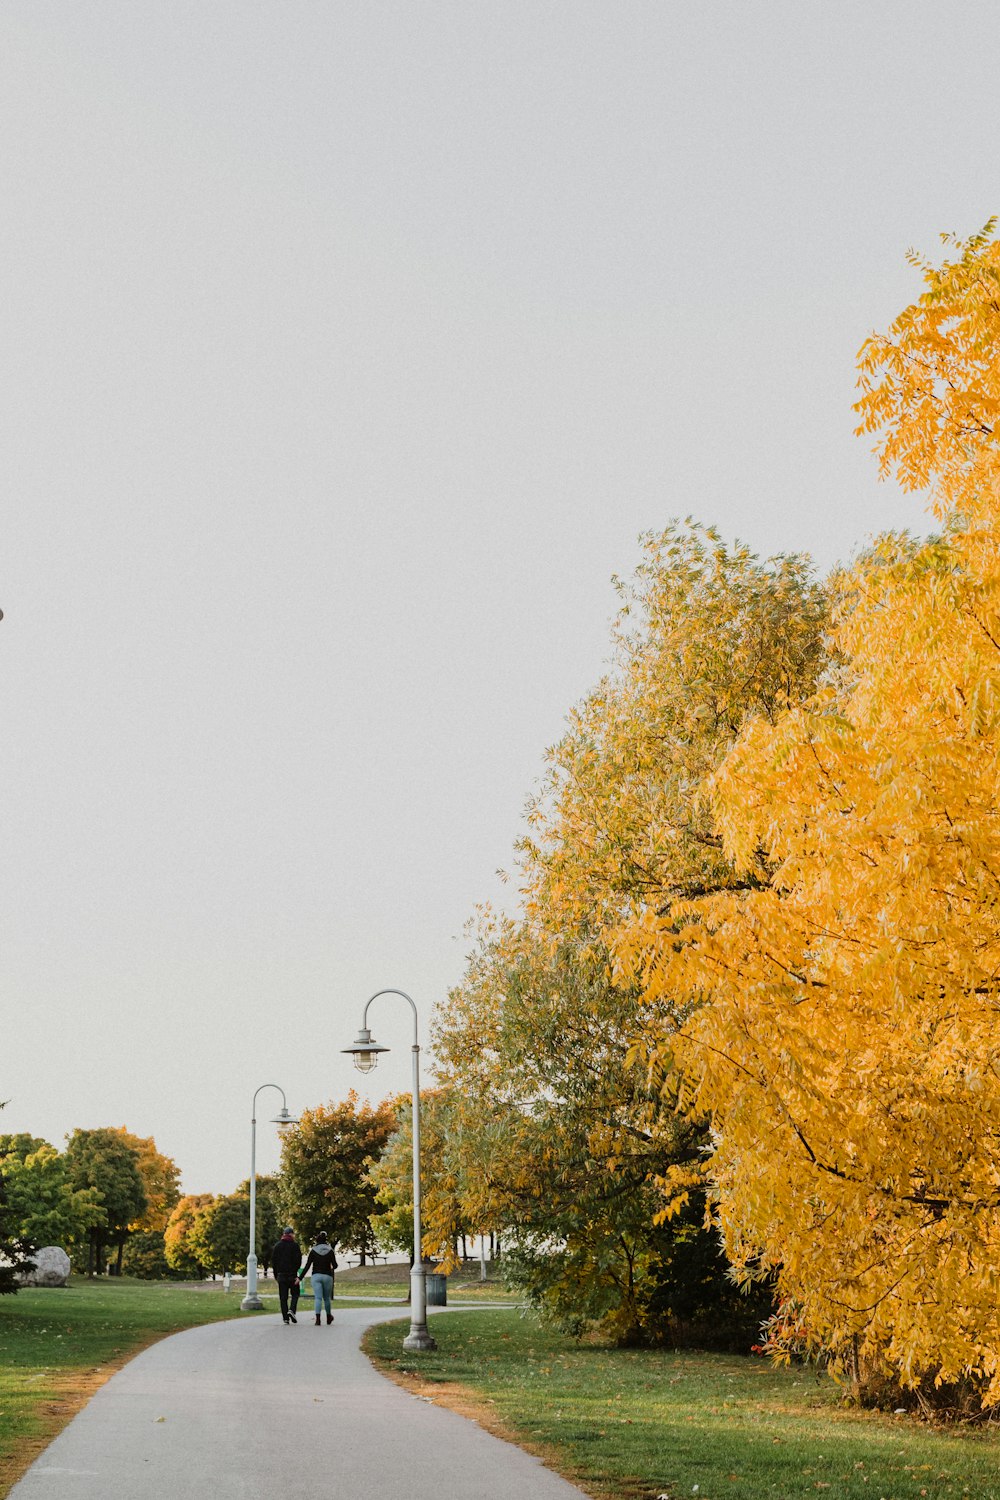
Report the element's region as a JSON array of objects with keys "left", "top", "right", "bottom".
[{"left": 2, "top": 2, "right": 996, "bottom": 1194}]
